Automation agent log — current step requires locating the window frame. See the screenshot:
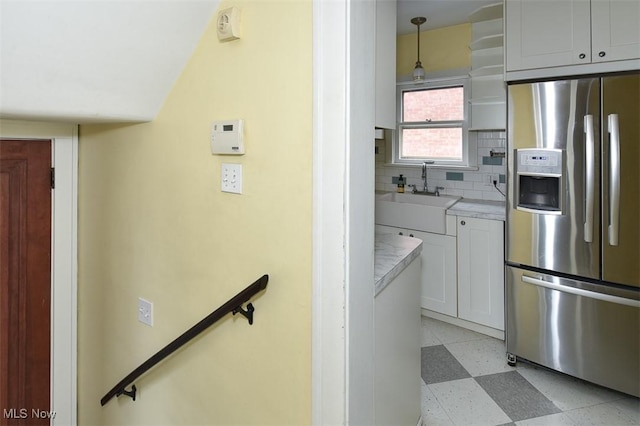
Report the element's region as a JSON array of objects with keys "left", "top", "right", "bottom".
[{"left": 394, "top": 77, "right": 475, "bottom": 168}]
